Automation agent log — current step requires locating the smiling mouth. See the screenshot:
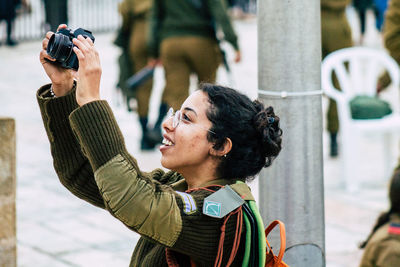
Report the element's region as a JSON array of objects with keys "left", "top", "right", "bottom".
[{"left": 162, "top": 138, "right": 174, "bottom": 146}]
